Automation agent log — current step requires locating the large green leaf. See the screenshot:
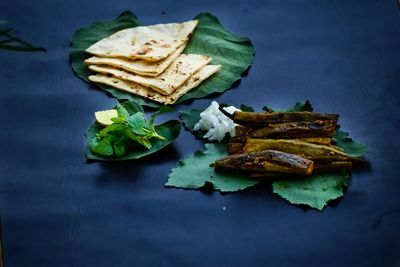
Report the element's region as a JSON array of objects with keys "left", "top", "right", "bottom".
[
  {"left": 69, "top": 12, "right": 159, "bottom": 107},
  {"left": 70, "top": 11, "right": 254, "bottom": 107},
  {"left": 70, "top": 11, "right": 142, "bottom": 83},
  {"left": 180, "top": 108, "right": 203, "bottom": 138},
  {"left": 177, "top": 13, "right": 255, "bottom": 103},
  {"left": 166, "top": 143, "right": 260, "bottom": 192},
  {"left": 334, "top": 129, "right": 369, "bottom": 157},
  {"left": 272, "top": 172, "right": 351, "bottom": 211},
  {"left": 180, "top": 108, "right": 202, "bottom": 131},
  {"left": 176, "top": 100, "right": 368, "bottom": 210},
  {"left": 263, "top": 101, "right": 367, "bottom": 210},
  {"left": 85, "top": 101, "right": 181, "bottom": 161}
]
